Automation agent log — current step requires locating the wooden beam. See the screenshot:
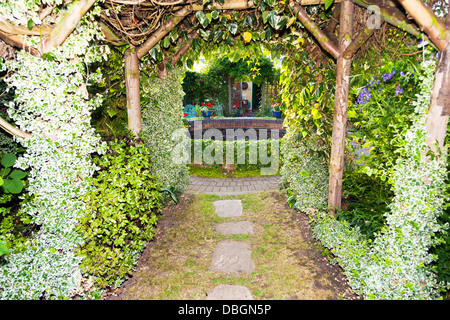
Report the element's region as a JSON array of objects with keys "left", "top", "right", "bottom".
[
  {"left": 170, "top": 30, "right": 198, "bottom": 65},
  {"left": 291, "top": 3, "right": 340, "bottom": 59},
  {"left": 396, "top": 0, "right": 449, "bottom": 50},
  {"left": 0, "top": 117, "right": 32, "bottom": 139},
  {"left": 43, "top": 0, "right": 97, "bottom": 53},
  {"left": 191, "top": 0, "right": 255, "bottom": 10},
  {"left": 328, "top": 0, "right": 354, "bottom": 216},
  {"left": 351, "top": 0, "right": 429, "bottom": 40},
  {"left": 424, "top": 13, "right": 450, "bottom": 155},
  {"left": 343, "top": 26, "right": 375, "bottom": 59},
  {"left": 136, "top": 6, "right": 192, "bottom": 59},
  {"left": 124, "top": 47, "right": 142, "bottom": 136},
  {"left": 0, "top": 19, "right": 52, "bottom": 36},
  {"left": 0, "top": 30, "right": 41, "bottom": 57}
]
